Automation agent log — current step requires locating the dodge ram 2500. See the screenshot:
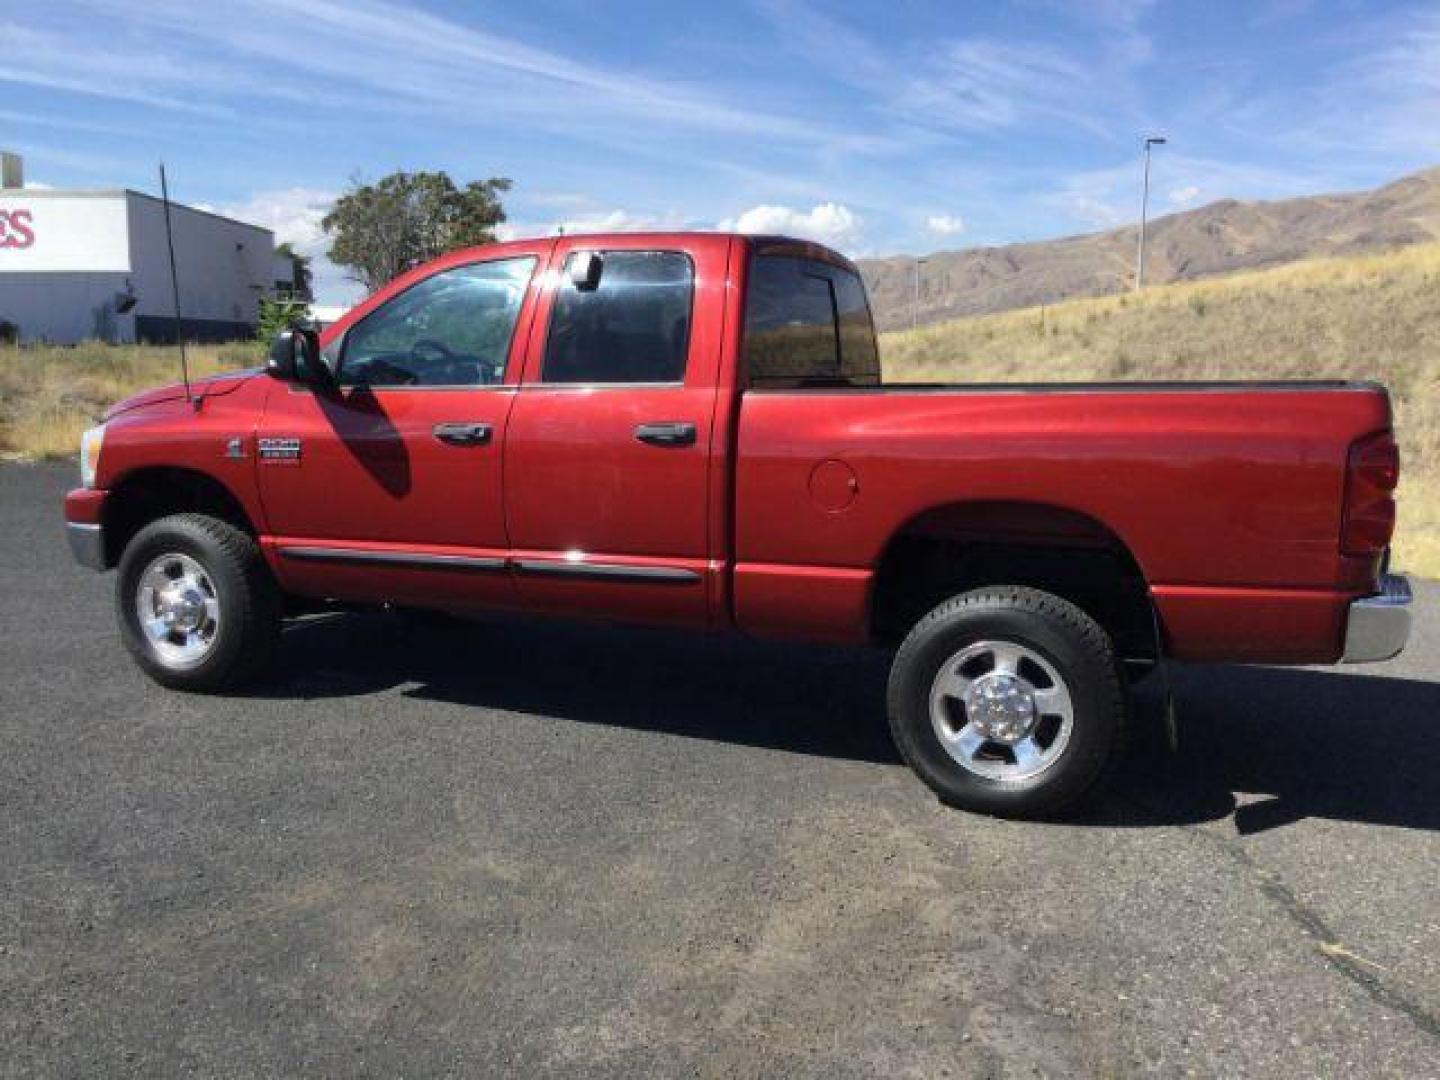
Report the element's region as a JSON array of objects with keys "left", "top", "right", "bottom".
[{"left": 64, "top": 232, "right": 1413, "bottom": 816}]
